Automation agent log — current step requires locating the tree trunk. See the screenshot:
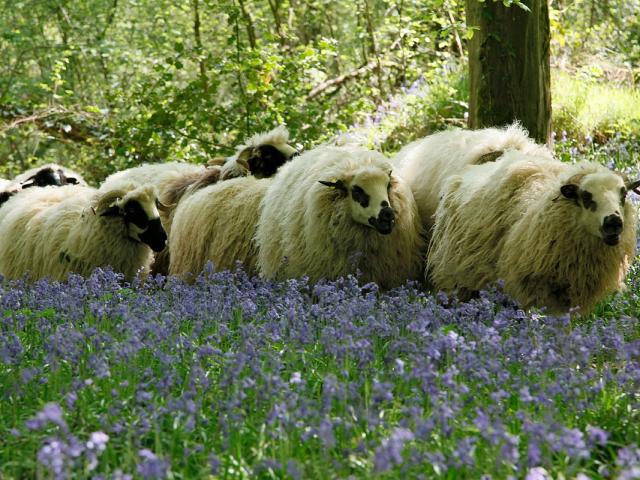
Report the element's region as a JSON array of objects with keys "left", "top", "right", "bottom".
[{"left": 466, "top": 0, "right": 551, "bottom": 145}]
